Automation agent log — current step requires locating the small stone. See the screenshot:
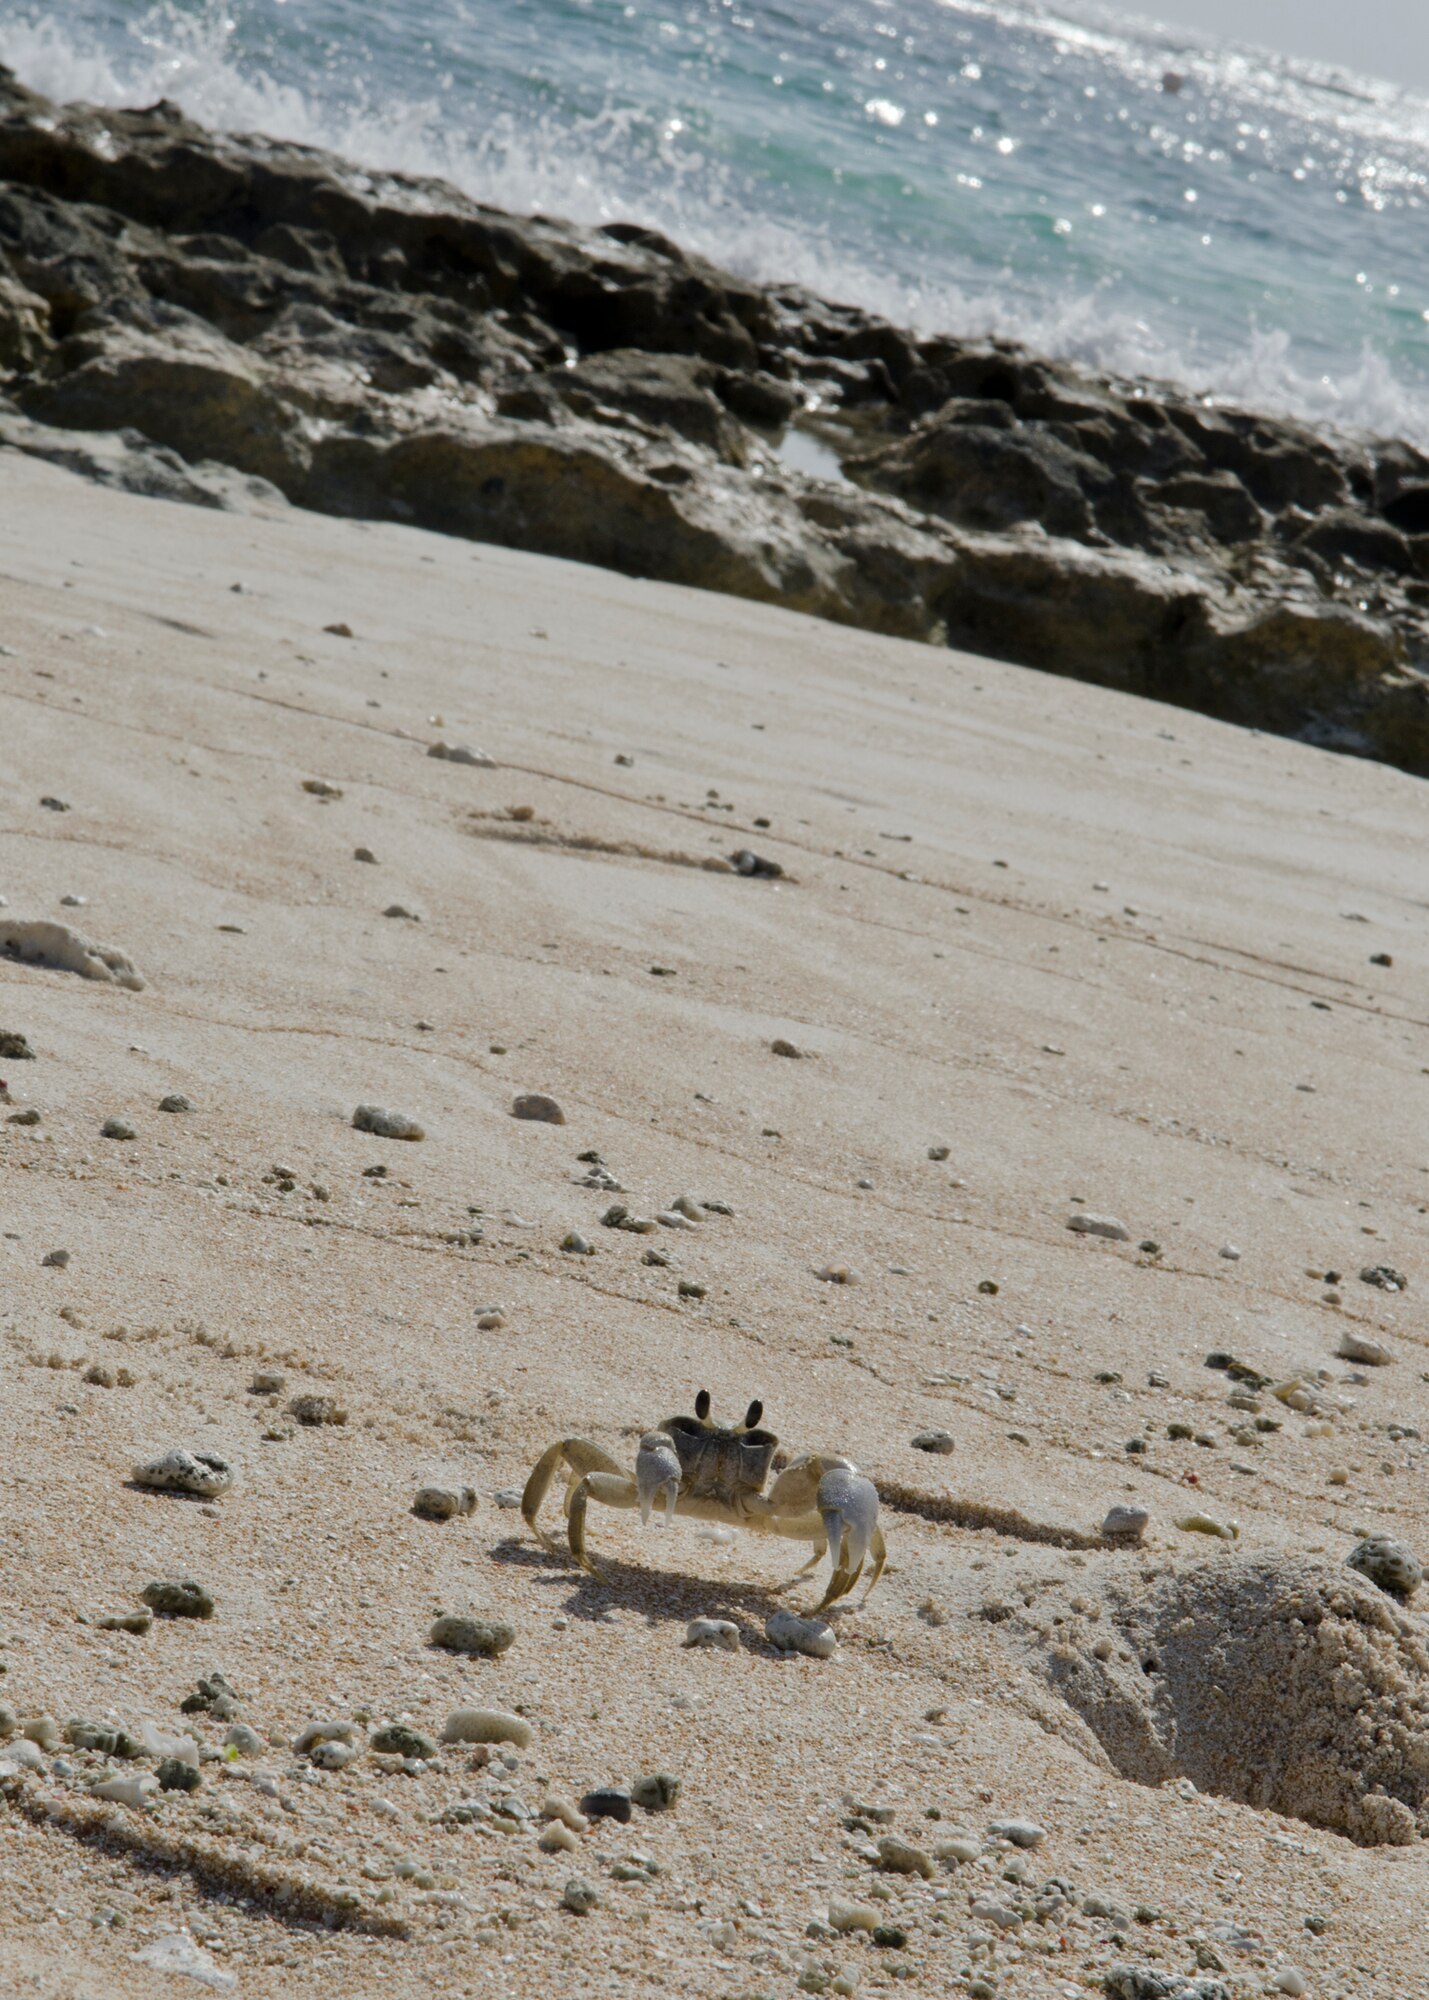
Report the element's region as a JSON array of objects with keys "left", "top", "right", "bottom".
[
  {"left": 911, "top": 1430, "right": 955, "bottom": 1455},
  {"left": 1101, "top": 1503, "right": 1150, "bottom": 1544},
  {"left": 427, "top": 741, "right": 495, "bottom": 766},
  {"left": 40, "top": 795, "right": 70, "bottom": 811},
  {"left": 560, "top": 1231, "right": 593, "bottom": 1255},
  {"left": 562, "top": 1877, "right": 599, "bottom": 1915},
  {"left": 871, "top": 1924, "right": 908, "bottom": 1950},
  {"left": 99, "top": 1609, "right": 152, "bottom": 1635},
  {"left": 542, "top": 1794, "right": 590, "bottom": 1833},
  {"left": 293, "top": 1719, "right": 362, "bottom": 1755},
  {"left": 669, "top": 1193, "right": 703, "bottom": 1220},
  {"left": 580, "top": 1786, "right": 632, "bottom": 1823},
  {"left": 477, "top": 1312, "right": 506, "bottom": 1331},
  {"left": 249, "top": 1370, "right": 286, "bottom": 1395},
  {"left": 876, "top": 1834, "right": 934, "bottom": 1878},
  {"left": 322, "top": 622, "right": 353, "bottom": 638},
  {"left": 539, "top": 1821, "right": 578, "bottom": 1852},
  {"left": 683, "top": 1617, "right": 740, "bottom": 1652},
  {"left": 429, "top": 1613, "right": 515, "bottom": 1657},
  {"left": 223, "top": 1724, "right": 265, "bottom": 1757},
  {"left": 1175, "top": 1511, "right": 1238, "bottom": 1540},
  {"left": 9, "top": 1108, "right": 41, "bottom": 1126},
  {"left": 132, "top": 1449, "right": 234, "bottom": 1499},
  {"left": 354, "top": 846, "right": 377, "bottom": 863},
  {"left": 0, "top": 1031, "right": 34, "bottom": 1059},
  {"left": 101, "top": 1117, "right": 135, "bottom": 1141},
  {"left": 1337, "top": 1330, "right": 1393, "bottom": 1366},
  {"left": 157, "top": 1756, "right": 202, "bottom": 1793},
  {"left": 312, "top": 1739, "right": 361, "bottom": 1770},
  {"left": 1067, "top": 1213, "right": 1130, "bottom": 1241},
  {"left": 767, "top": 1610, "right": 837, "bottom": 1659},
  {"left": 2, "top": 1738, "right": 45, "bottom": 1773},
  {"left": 1369, "top": 952, "right": 1393, "bottom": 968},
  {"left": 655, "top": 1210, "right": 695, "bottom": 1230},
  {"left": 352, "top": 1103, "right": 425, "bottom": 1140},
  {"left": 40, "top": 1249, "right": 70, "bottom": 1268},
  {"left": 302, "top": 777, "right": 344, "bottom": 797},
  {"left": 382, "top": 903, "right": 420, "bottom": 920},
  {"left": 828, "top": 1899, "right": 880, "bottom": 1934},
  {"left": 1359, "top": 1263, "right": 1407, "bottom": 1292},
  {"left": 1347, "top": 1534, "right": 1423, "bottom": 1601},
  {"left": 0, "top": 1705, "right": 15, "bottom": 1741},
  {"left": 289, "top": 1393, "right": 346, "bottom": 1426},
  {"left": 91, "top": 1773, "right": 158, "bottom": 1809},
  {"left": 413, "top": 1485, "right": 478, "bottom": 1521},
  {"left": 677, "top": 1280, "right": 707, "bottom": 1299},
  {"left": 770, "top": 1037, "right": 804, "bottom": 1057},
  {"left": 936, "top": 1834, "right": 981, "bottom": 1864},
  {"left": 731, "top": 848, "right": 783, "bottom": 878},
  {"left": 158, "top": 1094, "right": 192, "bottom": 1113},
  {"left": 141, "top": 1580, "right": 214, "bottom": 1620},
  {"left": 1219, "top": 1244, "right": 1242, "bottom": 1261},
  {"left": 631, "top": 1771, "right": 681, "bottom": 1812},
  {"left": 988, "top": 1817, "right": 1045, "bottom": 1849},
  {"left": 21, "top": 1716, "right": 59, "bottom": 1752},
  {"left": 371, "top": 1723, "right": 439, "bottom": 1760},
  {"left": 1274, "top": 1969, "right": 1308, "bottom": 1996},
  {"left": 442, "top": 1707, "right": 532, "bottom": 1748},
  {"left": 512, "top": 1092, "right": 565, "bottom": 1124},
  {"left": 927, "top": 1144, "right": 950, "bottom": 1160},
  {"left": 815, "top": 1265, "right": 858, "bottom": 1285}
]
